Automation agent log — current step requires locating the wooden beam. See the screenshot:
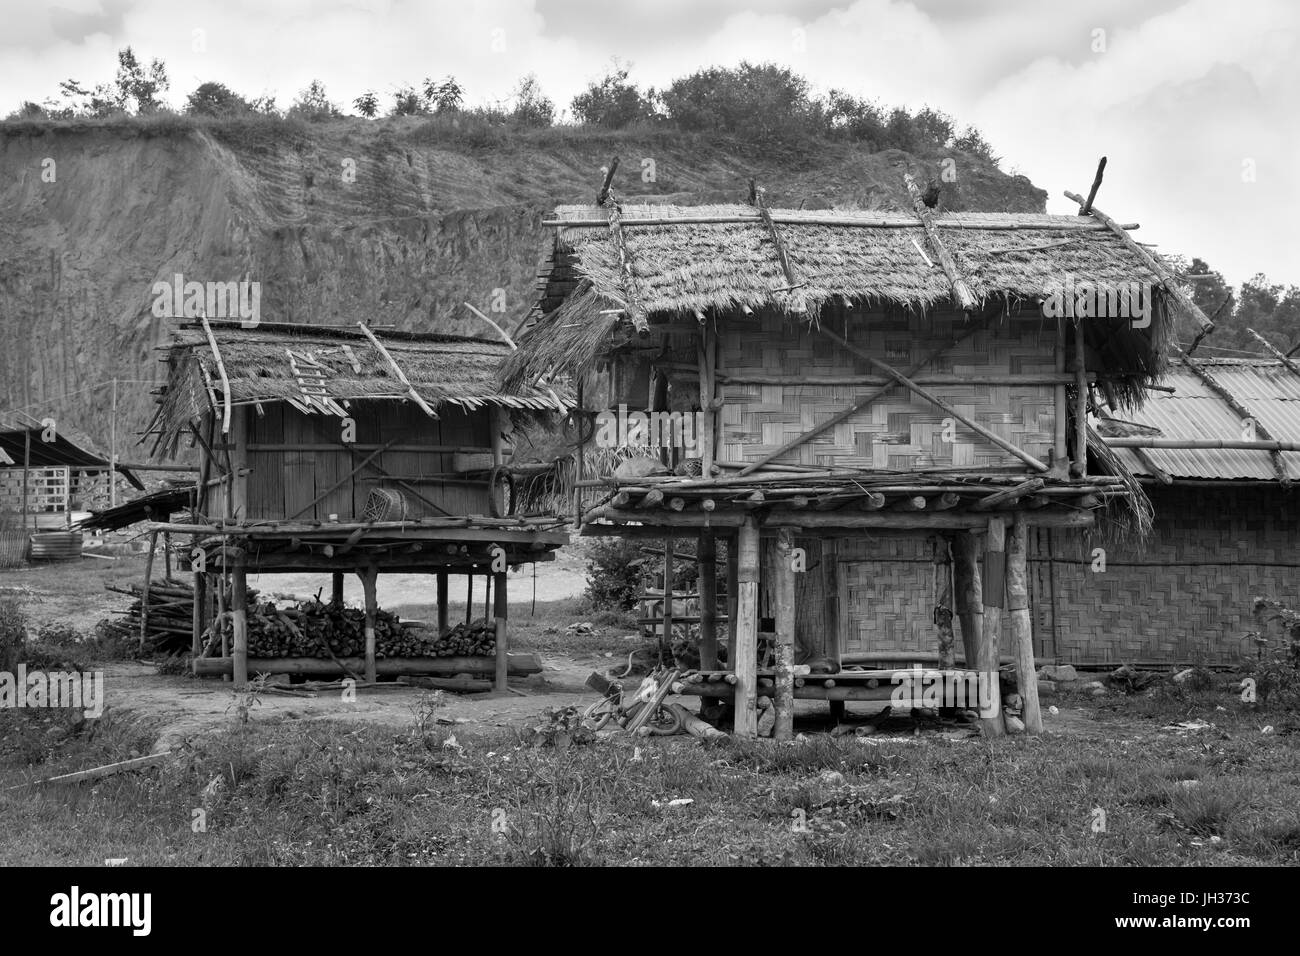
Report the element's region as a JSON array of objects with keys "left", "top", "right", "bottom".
[
  {"left": 971, "top": 478, "right": 1045, "bottom": 511},
  {"left": 1064, "top": 191, "right": 1214, "bottom": 334},
  {"left": 493, "top": 570, "right": 508, "bottom": 692},
  {"left": 979, "top": 516, "right": 1006, "bottom": 737},
  {"left": 232, "top": 551, "right": 248, "bottom": 689},
  {"left": 698, "top": 532, "right": 719, "bottom": 670},
  {"left": 200, "top": 314, "right": 234, "bottom": 435},
  {"left": 436, "top": 572, "right": 448, "bottom": 634},
  {"left": 903, "top": 172, "right": 976, "bottom": 311},
  {"left": 1103, "top": 438, "right": 1300, "bottom": 452},
  {"left": 817, "top": 326, "right": 1049, "bottom": 471},
  {"left": 1247, "top": 328, "right": 1300, "bottom": 378},
  {"left": 357, "top": 322, "right": 438, "bottom": 418},
  {"left": 1054, "top": 318, "right": 1068, "bottom": 468},
  {"left": 601, "top": 190, "right": 650, "bottom": 336},
  {"left": 953, "top": 532, "right": 982, "bottom": 671},
  {"left": 752, "top": 184, "right": 803, "bottom": 310},
  {"left": 934, "top": 537, "right": 956, "bottom": 670},
  {"left": 734, "top": 517, "right": 760, "bottom": 738},
  {"left": 1080, "top": 156, "right": 1107, "bottom": 215},
  {"left": 360, "top": 565, "right": 378, "bottom": 683},
  {"left": 1007, "top": 515, "right": 1042, "bottom": 734},
  {"left": 773, "top": 529, "right": 797, "bottom": 741},
  {"left": 544, "top": 215, "right": 1140, "bottom": 231}
]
